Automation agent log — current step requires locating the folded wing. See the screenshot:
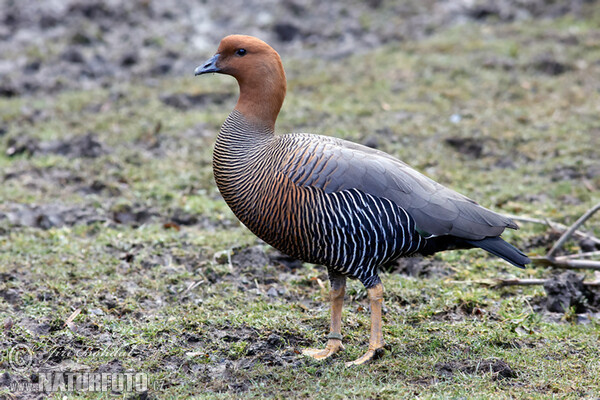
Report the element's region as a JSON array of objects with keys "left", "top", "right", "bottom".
[{"left": 280, "top": 134, "right": 517, "bottom": 240}]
